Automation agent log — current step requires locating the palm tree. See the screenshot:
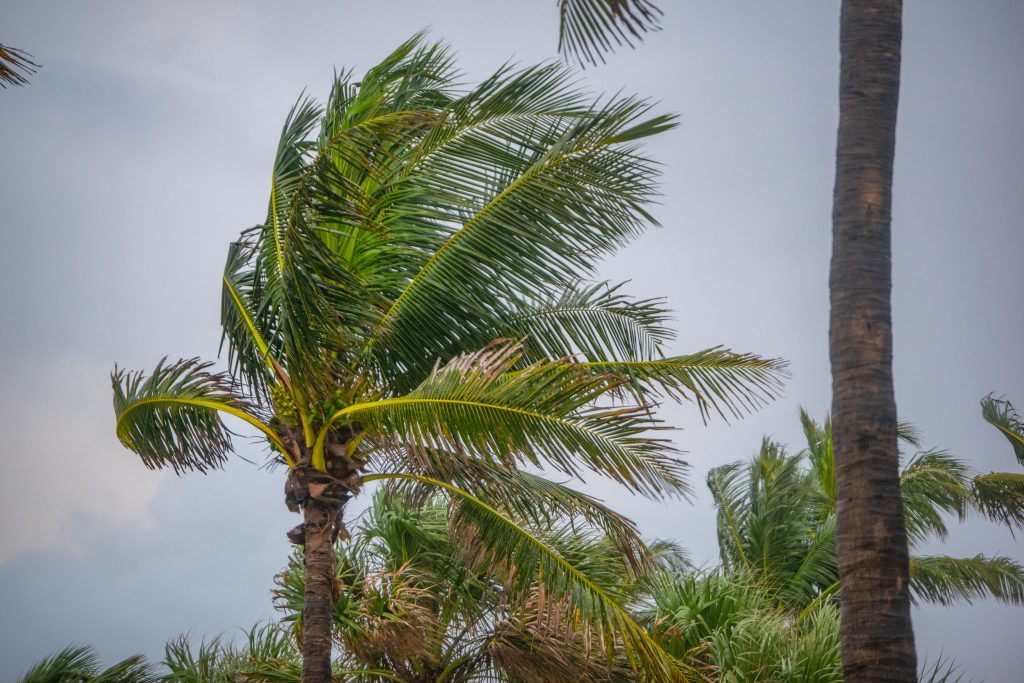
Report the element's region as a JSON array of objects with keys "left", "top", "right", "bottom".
[
  {"left": 112, "top": 35, "right": 785, "bottom": 683},
  {"left": 707, "top": 410, "right": 1024, "bottom": 613},
  {"left": 17, "top": 645, "right": 157, "bottom": 683}
]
